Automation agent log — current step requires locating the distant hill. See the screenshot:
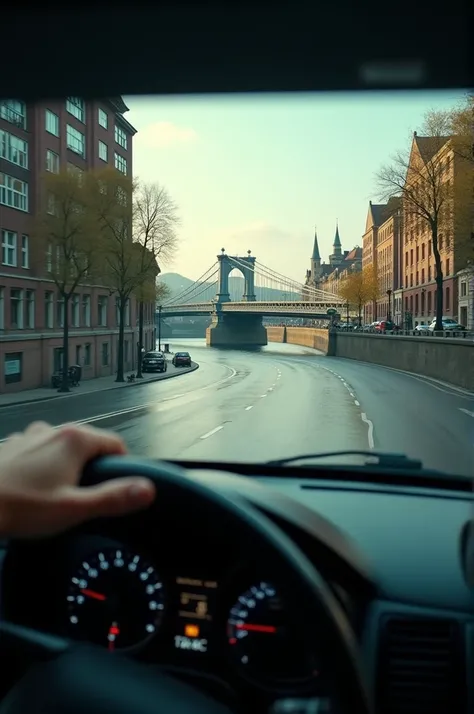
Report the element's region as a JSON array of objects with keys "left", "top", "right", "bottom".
[{"left": 159, "top": 272, "right": 300, "bottom": 303}]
